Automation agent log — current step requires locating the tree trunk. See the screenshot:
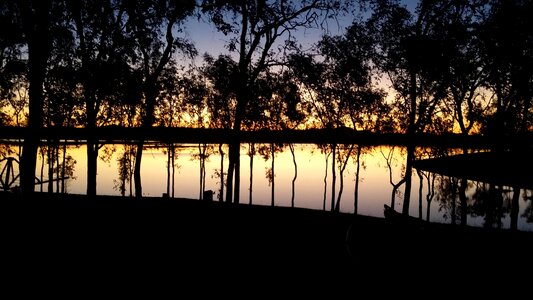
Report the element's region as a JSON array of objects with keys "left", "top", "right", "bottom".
[
  {"left": 353, "top": 145, "right": 361, "bottom": 215},
  {"left": 61, "top": 143, "right": 67, "bottom": 193},
  {"left": 335, "top": 145, "right": 354, "bottom": 212},
  {"left": 134, "top": 139, "right": 144, "bottom": 198},
  {"left": 417, "top": 170, "right": 423, "bottom": 219},
  {"left": 323, "top": 151, "right": 329, "bottom": 211},
  {"left": 495, "top": 185, "right": 503, "bottom": 229},
  {"left": 451, "top": 178, "right": 457, "bottom": 225},
  {"left": 171, "top": 143, "right": 175, "bottom": 198},
  {"left": 402, "top": 67, "right": 417, "bottom": 216},
  {"left": 249, "top": 143, "right": 254, "bottom": 205},
  {"left": 484, "top": 184, "right": 496, "bottom": 229},
  {"left": 402, "top": 144, "right": 415, "bottom": 215},
  {"left": 202, "top": 145, "right": 207, "bottom": 198},
  {"left": 40, "top": 149, "right": 44, "bottom": 192},
  {"left": 134, "top": 79, "right": 159, "bottom": 199},
  {"left": 270, "top": 143, "right": 275, "bottom": 207},
  {"left": 198, "top": 143, "right": 204, "bottom": 200},
  {"left": 166, "top": 143, "right": 171, "bottom": 197},
  {"left": 392, "top": 178, "right": 406, "bottom": 210},
  {"left": 510, "top": 186, "right": 520, "bottom": 231},
  {"left": 20, "top": 1, "right": 51, "bottom": 195},
  {"left": 330, "top": 143, "right": 336, "bottom": 212},
  {"left": 289, "top": 144, "right": 297, "bottom": 208},
  {"left": 459, "top": 178, "right": 468, "bottom": 226},
  {"left": 426, "top": 201, "right": 431, "bottom": 222},
  {"left": 86, "top": 109, "right": 98, "bottom": 197},
  {"left": 219, "top": 144, "right": 224, "bottom": 202},
  {"left": 235, "top": 145, "right": 241, "bottom": 204},
  {"left": 426, "top": 173, "right": 435, "bottom": 222},
  {"left": 226, "top": 78, "right": 246, "bottom": 203},
  {"left": 55, "top": 144, "right": 60, "bottom": 192},
  {"left": 47, "top": 143, "right": 53, "bottom": 193},
  {"left": 225, "top": 143, "right": 235, "bottom": 203}
]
